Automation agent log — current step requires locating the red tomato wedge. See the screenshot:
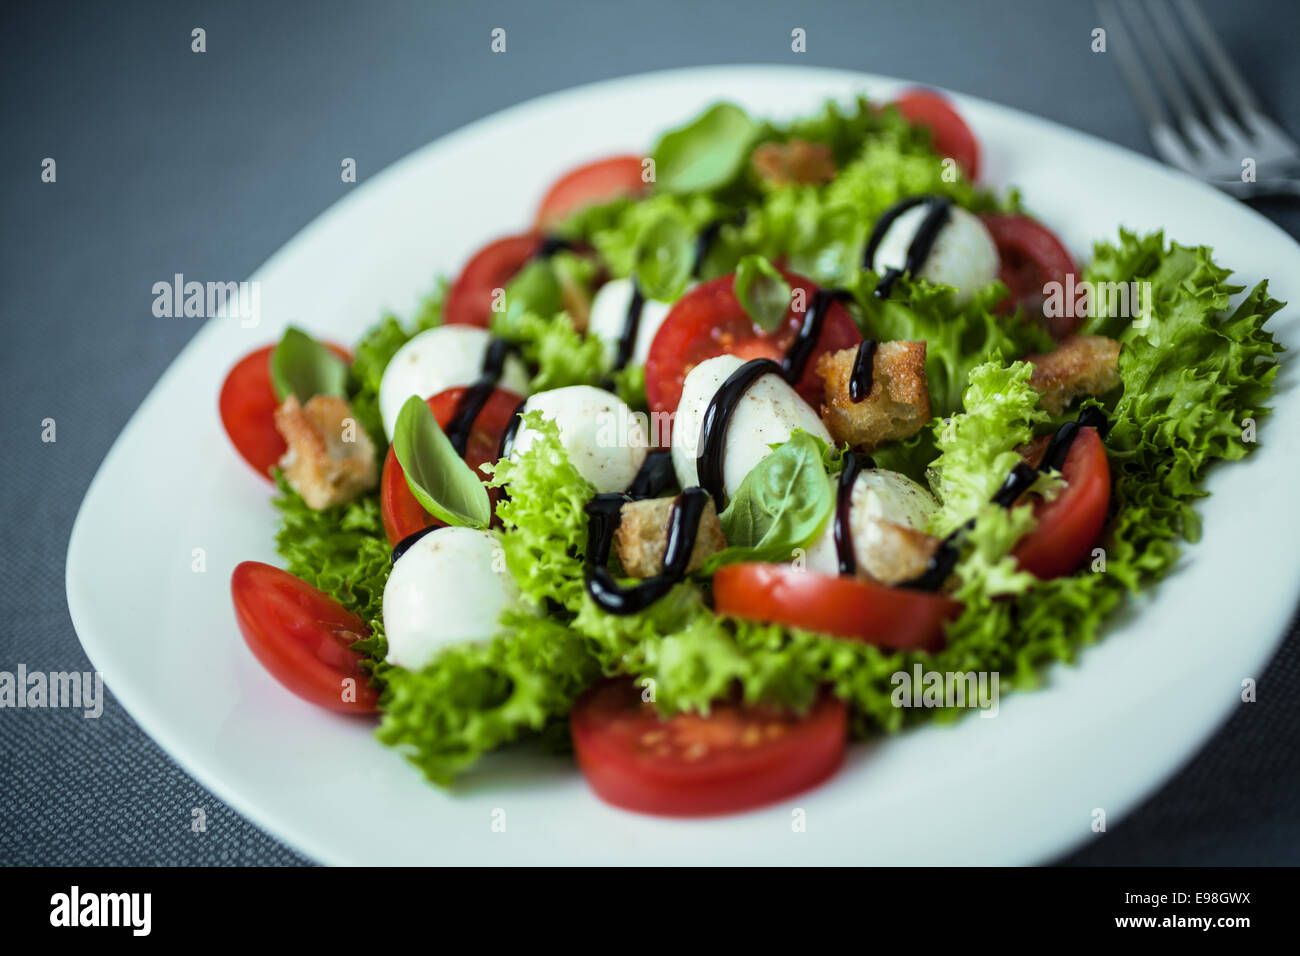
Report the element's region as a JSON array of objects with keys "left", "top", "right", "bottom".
[
  {"left": 231, "top": 561, "right": 379, "bottom": 714},
  {"left": 571, "top": 679, "right": 847, "bottom": 816},
  {"left": 893, "top": 89, "right": 980, "bottom": 180},
  {"left": 380, "top": 386, "right": 521, "bottom": 546},
  {"left": 444, "top": 233, "right": 543, "bottom": 328},
  {"left": 219, "top": 342, "right": 351, "bottom": 480},
  {"left": 1014, "top": 426, "right": 1111, "bottom": 579},
  {"left": 535, "top": 154, "right": 648, "bottom": 230},
  {"left": 714, "top": 563, "right": 960, "bottom": 652},
  {"left": 644, "top": 270, "right": 860, "bottom": 420},
  {"left": 981, "top": 214, "right": 1080, "bottom": 339}
]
